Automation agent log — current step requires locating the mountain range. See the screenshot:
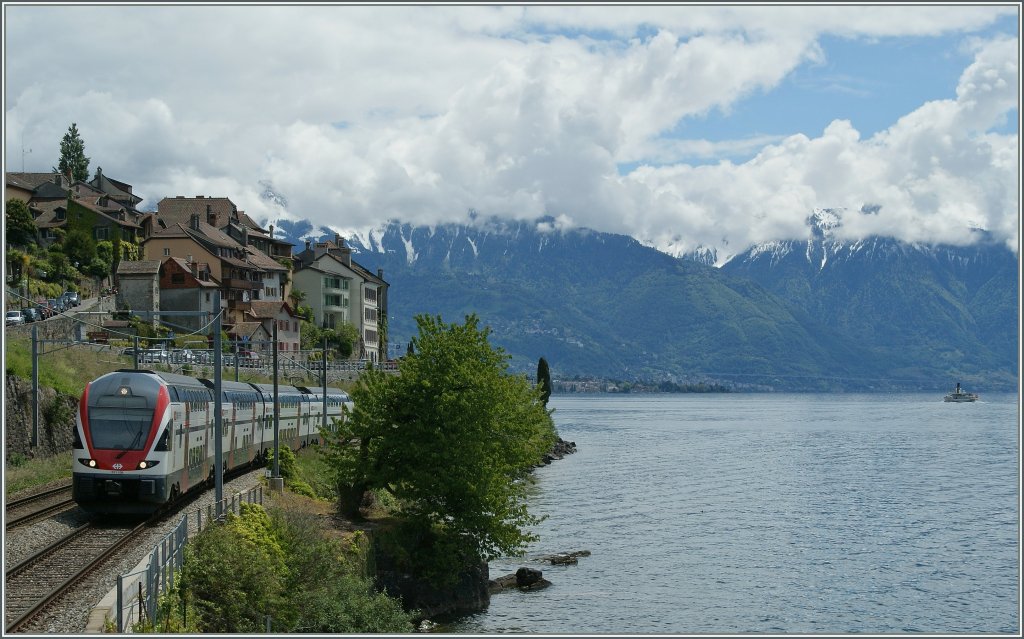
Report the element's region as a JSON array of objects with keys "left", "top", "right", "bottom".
[{"left": 269, "top": 212, "right": 1018, "bottom": 391}]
